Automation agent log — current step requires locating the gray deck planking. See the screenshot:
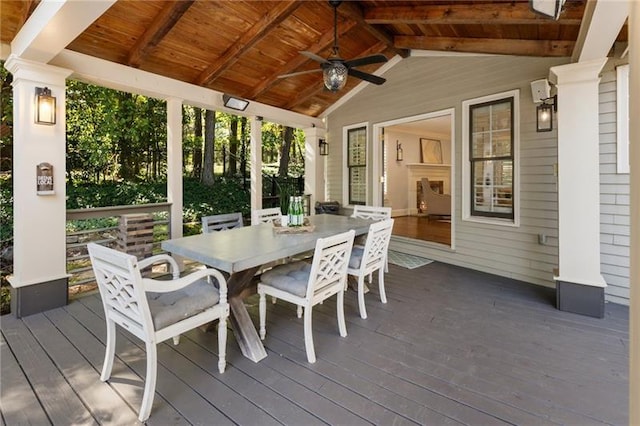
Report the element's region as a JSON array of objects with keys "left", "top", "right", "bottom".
[
  {"left": 0, "top": 332, "right": 50, "bottom": 425},
  {"left": 1, "top": 262, "right": 629, "bottom": 426}
]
